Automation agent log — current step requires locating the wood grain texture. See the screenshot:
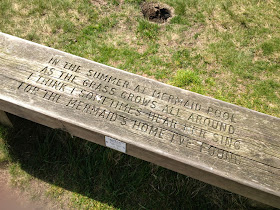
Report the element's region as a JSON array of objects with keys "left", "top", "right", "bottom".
[{"left": 0, "top": 32, "right": 279, "bottom": 208}]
